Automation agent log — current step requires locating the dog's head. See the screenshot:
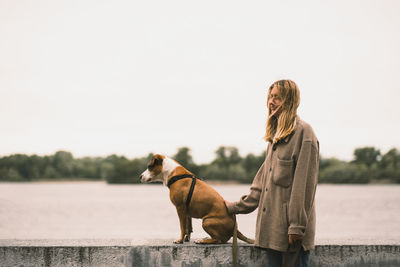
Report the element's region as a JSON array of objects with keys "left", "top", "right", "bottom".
[{"left": 140, "top": 154, "right": 165, "bottom": 183}]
